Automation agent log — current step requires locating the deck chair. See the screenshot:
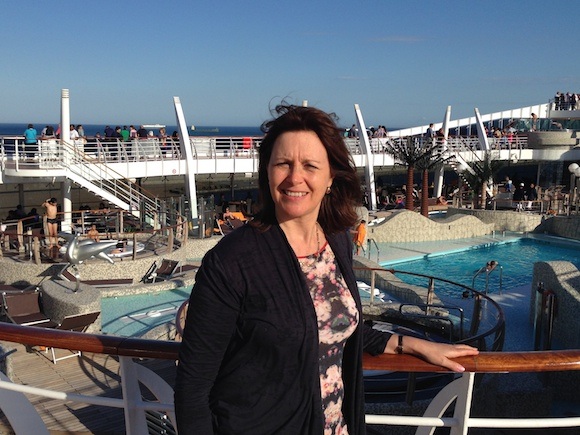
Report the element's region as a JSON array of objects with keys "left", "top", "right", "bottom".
[
  {"left": 58, "top": 267, "right": 134, "bottom": 288},
  {"left": 140, "top": 261, "right": 159, "bottom": 283},
  {"left": 227, "top": 218, "right": 246, "bottom": 230},
  {"left": 46, "top": 311, "right": 100, "bottom": 364},
  {"left": 149, "top": 259, "right": 180, "bottom": 282},
  {"left": 1, "top": 290, "right": 57, "bottom": 328}
]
